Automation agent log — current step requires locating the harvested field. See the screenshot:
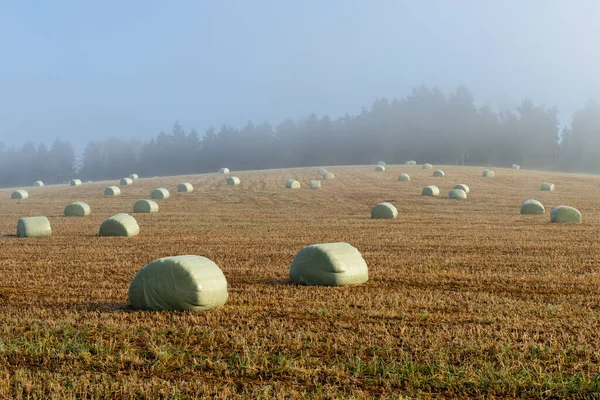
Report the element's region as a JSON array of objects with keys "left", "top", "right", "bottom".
[{"left": 1, "top": 165, "right": 600, "bottom": 398}]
